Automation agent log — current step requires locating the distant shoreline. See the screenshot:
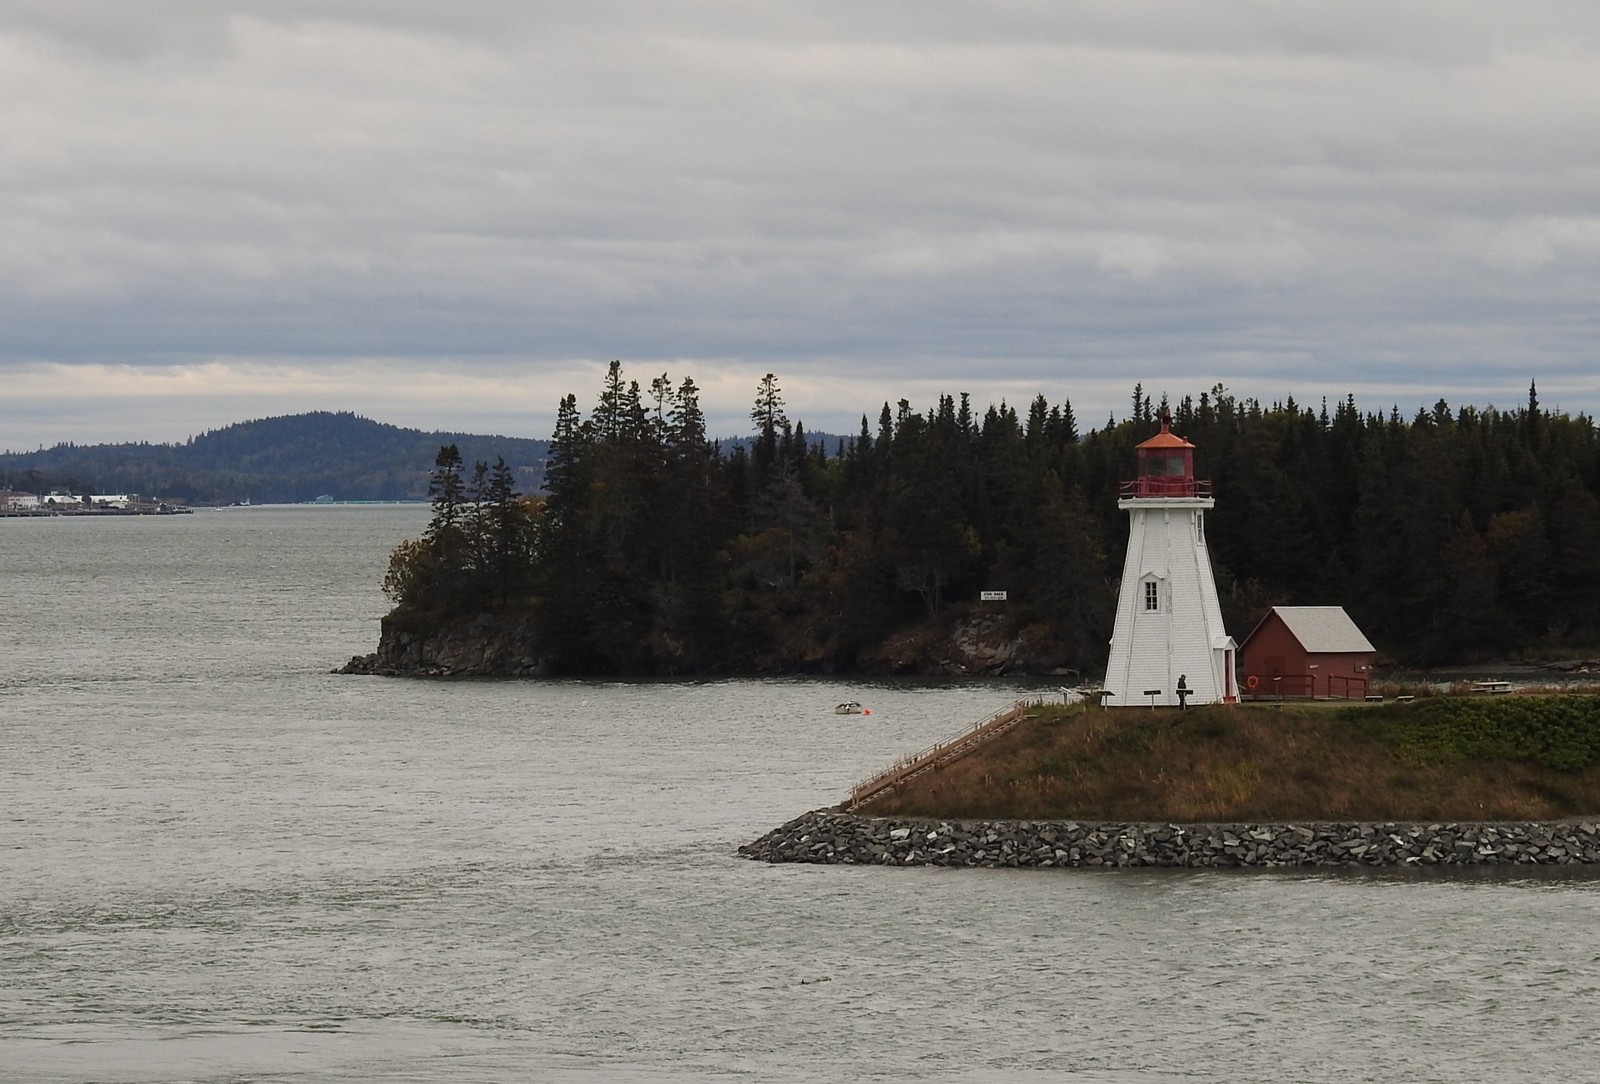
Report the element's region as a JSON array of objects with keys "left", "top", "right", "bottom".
[{"left": 0, "top": 507, "right": 192, "bottom": 518}]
